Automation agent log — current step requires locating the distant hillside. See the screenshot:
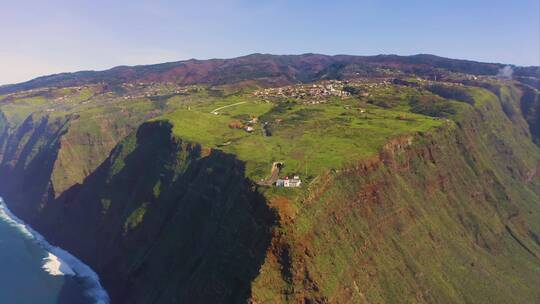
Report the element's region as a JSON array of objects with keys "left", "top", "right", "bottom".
[{"left": 1, "top": 53, "right": 538, "bottom": 94}]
